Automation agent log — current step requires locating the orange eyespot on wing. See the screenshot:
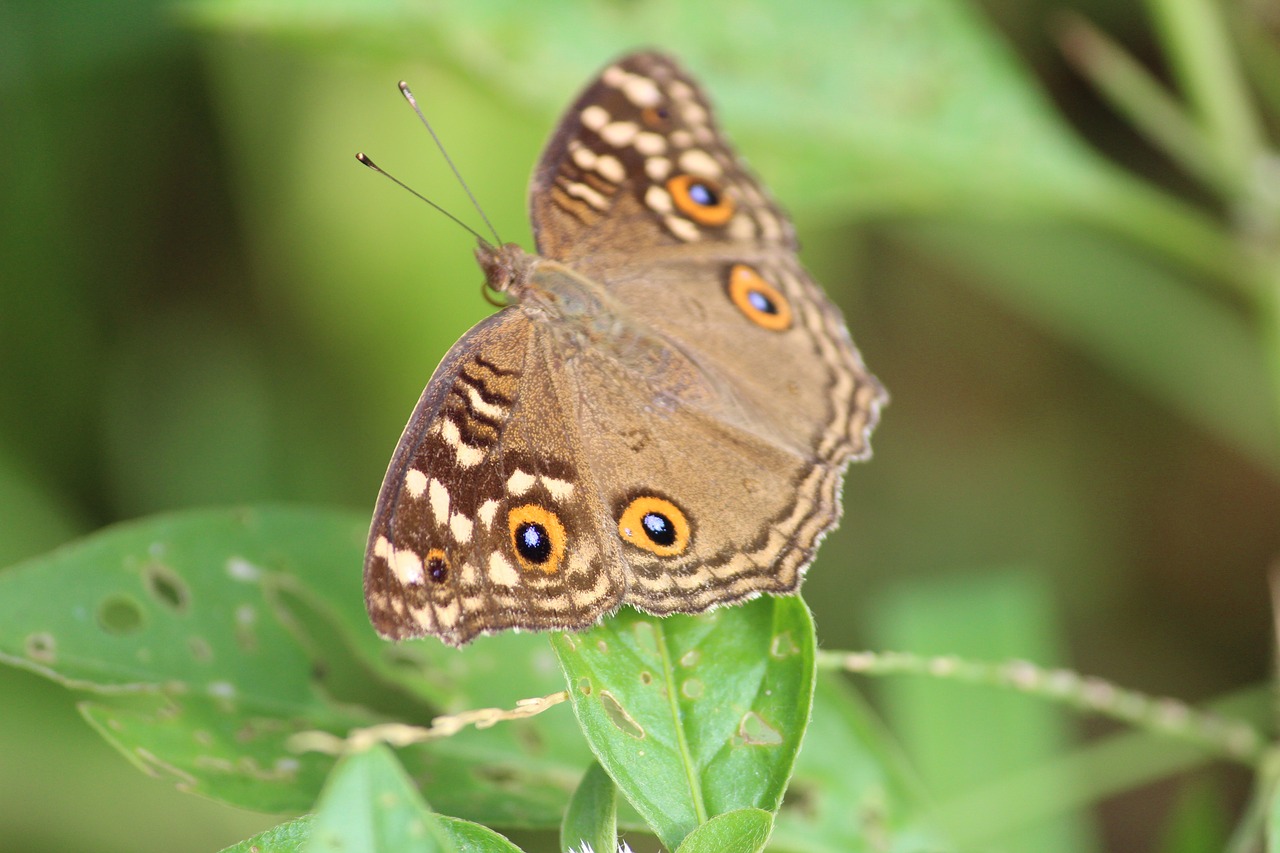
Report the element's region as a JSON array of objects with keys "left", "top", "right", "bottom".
[
  {"left": 727, "top": 264, "right": 792, "bottom": 331},
  {"left": 424, "top": 548, "right": 450, "bottom": 583},
  {"left": 508, "top": 504, "right": 568, "bottom": 574},
  {"left": 618, "top": 495, "right": 692, "bottom": 557},
  {"left": 666, "top": 174, "right": 734, "bottom": 226}
]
